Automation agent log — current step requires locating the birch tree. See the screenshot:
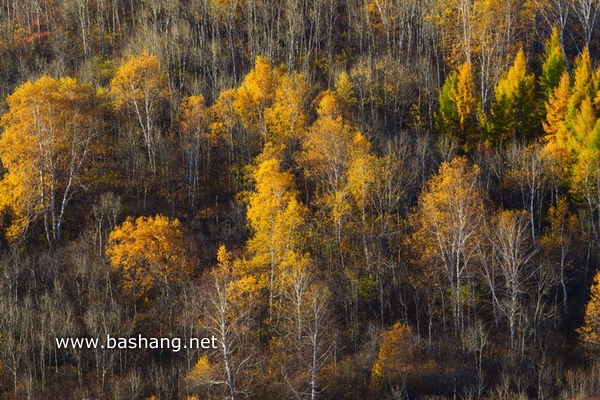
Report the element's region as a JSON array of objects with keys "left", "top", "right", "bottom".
[{"left": 0, "top": 76, "right": 106, "bottom": 245}]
